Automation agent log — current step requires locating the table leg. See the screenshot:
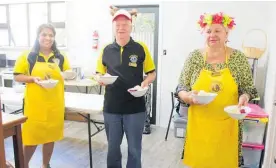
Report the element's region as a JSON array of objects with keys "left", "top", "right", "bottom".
[
  {"left": 259, "top": 122, "right": 268, "bottom": 168},
  {"left": 13, "top": 125, "right": 24, "bottom": 168},
  {"left": 86, "top": 86, "right": 88, "bottom": 94},
  {"left": 75, "top": 86, "right": 82, "bottom": 93},
  {"left": 99, "top": 86, "right": 103, "bottom": 95},
  {"left": 87, "top": 114, "right": 93, "bottom": 168},
  {"left": 0, "top": 128, "right": 6, "bottom": 167}
]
